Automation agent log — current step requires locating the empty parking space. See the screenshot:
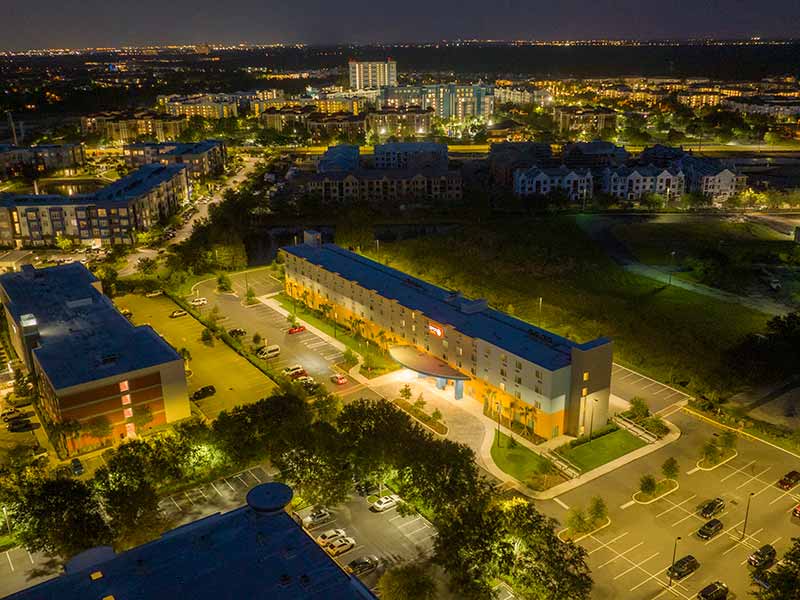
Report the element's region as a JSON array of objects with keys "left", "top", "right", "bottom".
[{"left": 611, "top": 364, "right": 690, "bottom": 413}]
